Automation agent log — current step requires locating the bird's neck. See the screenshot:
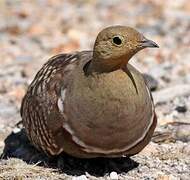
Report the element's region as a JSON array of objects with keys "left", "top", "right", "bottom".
[{"left": 84, "top": 55, "right": 132, "bottom": 75}]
